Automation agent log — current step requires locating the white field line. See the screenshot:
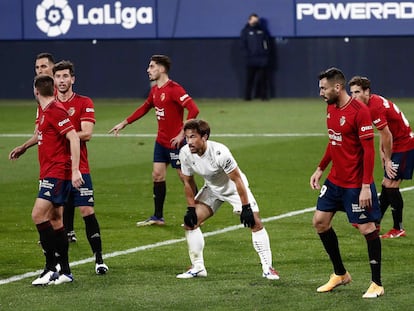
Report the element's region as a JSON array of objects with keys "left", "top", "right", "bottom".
[
  {"left": 0, "top": 133, "right": 325, "bottom": 138},
  {"left": 2, "top": 184, "right": 414, "bottom": 286}
]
